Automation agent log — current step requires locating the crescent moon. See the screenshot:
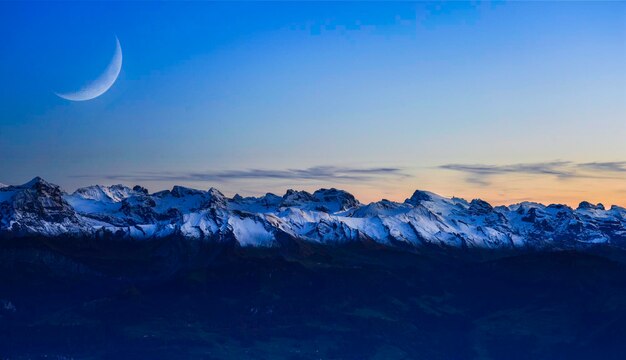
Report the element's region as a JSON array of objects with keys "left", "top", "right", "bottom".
[{"left": 56, "top": 37, "right": 122, "bottom": 101}]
